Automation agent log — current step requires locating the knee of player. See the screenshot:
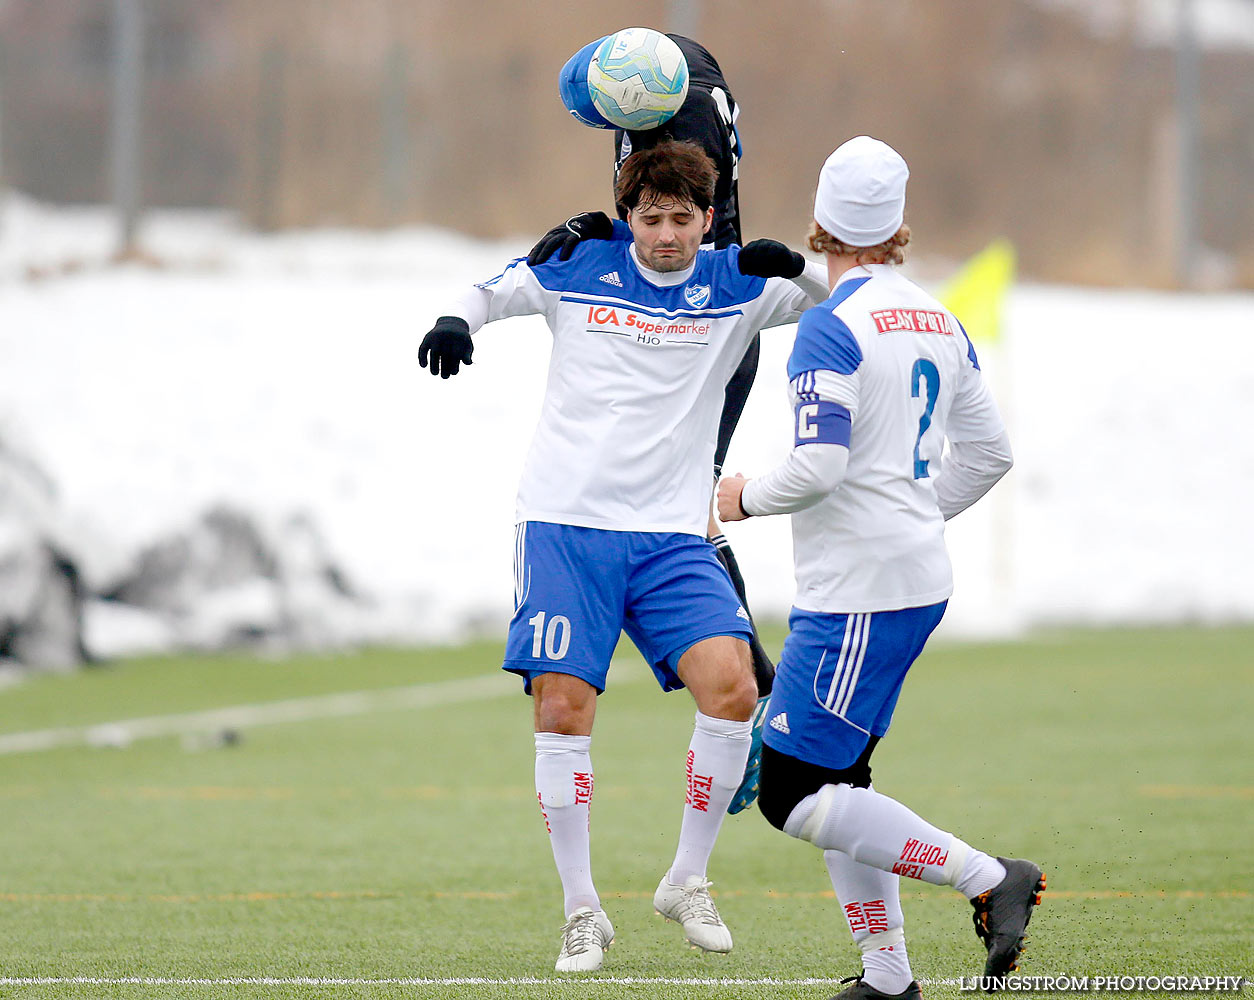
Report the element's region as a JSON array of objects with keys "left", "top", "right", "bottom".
[
  {"left": 682, "top": 639, "right": 756, "bottom": 720},
  {"left": 715, "top": 667, "right": 758, "bottom": 722},
  {"left": 735, "top": 668, "right": 759, "bottom": 713},
  {"left": 758, "top": 745, "right": 873, "bottom": 837},
  {"left": 532, "top": 674, "right": 596, "bottom": 734}
]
